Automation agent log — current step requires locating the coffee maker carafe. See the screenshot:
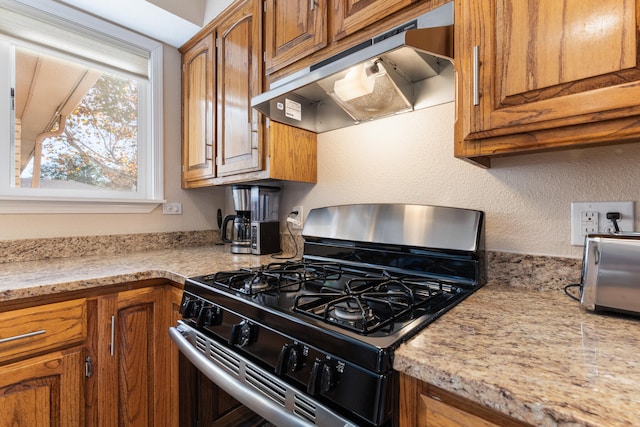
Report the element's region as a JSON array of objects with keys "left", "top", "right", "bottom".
[{"left": 221, "top": 185, "right": 252, "bottom": 254}]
